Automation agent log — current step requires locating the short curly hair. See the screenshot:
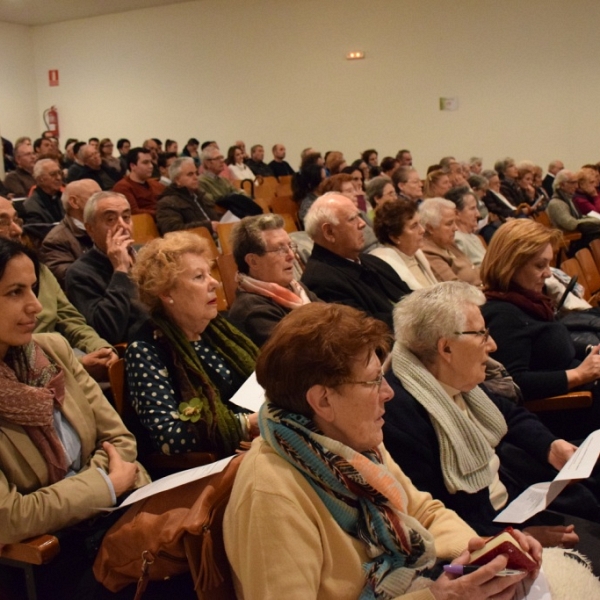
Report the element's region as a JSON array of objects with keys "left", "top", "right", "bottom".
[
  {"left": 131, "top": 231, "right": 210, "bottom": 314},
  {"left": 373, "top": 199, "right": 417, "bottom": 245},
  {"left": 257, "top": 303, "right": 391, "bottom": 417}
]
